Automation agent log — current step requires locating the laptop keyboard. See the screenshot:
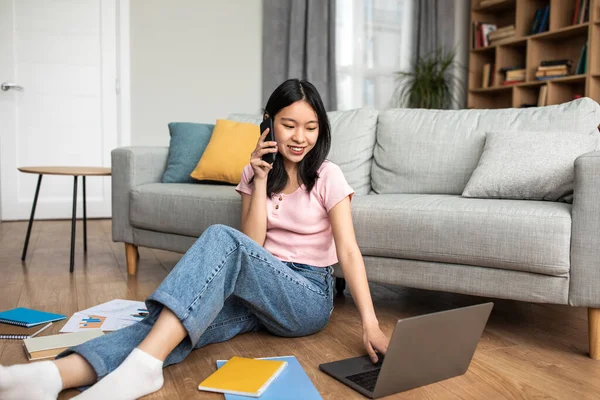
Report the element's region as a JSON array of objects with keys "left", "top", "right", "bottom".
[{"left": 345, "top": 368, "right": 381, "bottom": 393}]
